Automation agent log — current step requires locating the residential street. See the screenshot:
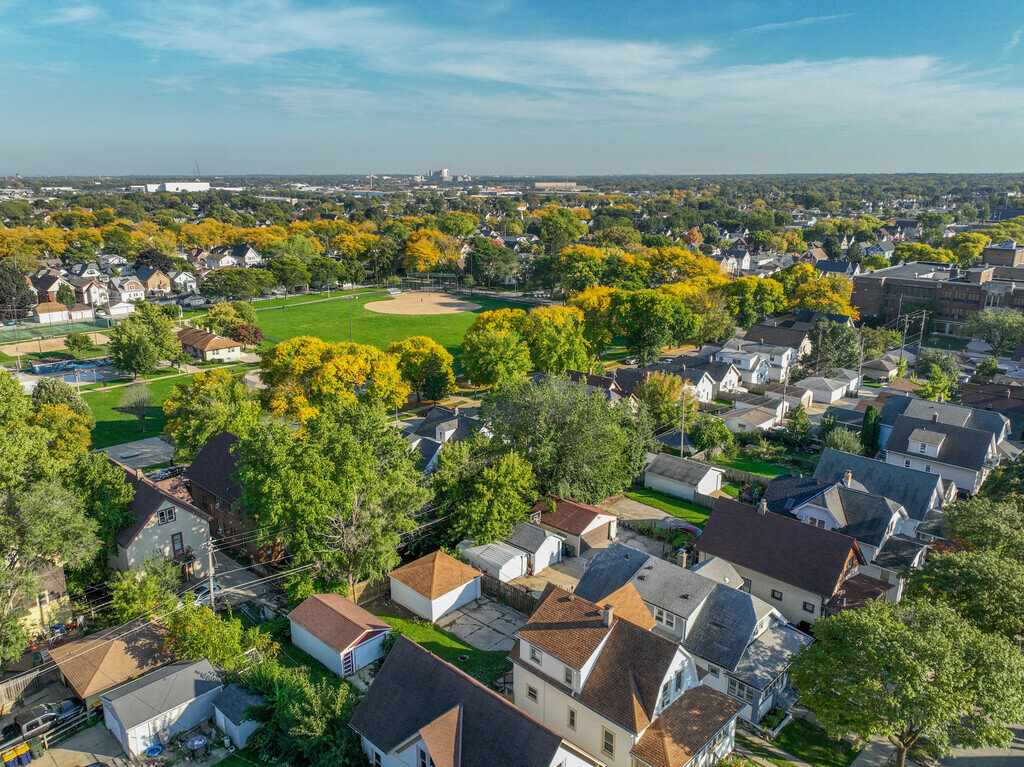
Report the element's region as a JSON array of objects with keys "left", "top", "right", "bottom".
[{"left": 941, "top": 725, "right": 1024, "bottom": 767}]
